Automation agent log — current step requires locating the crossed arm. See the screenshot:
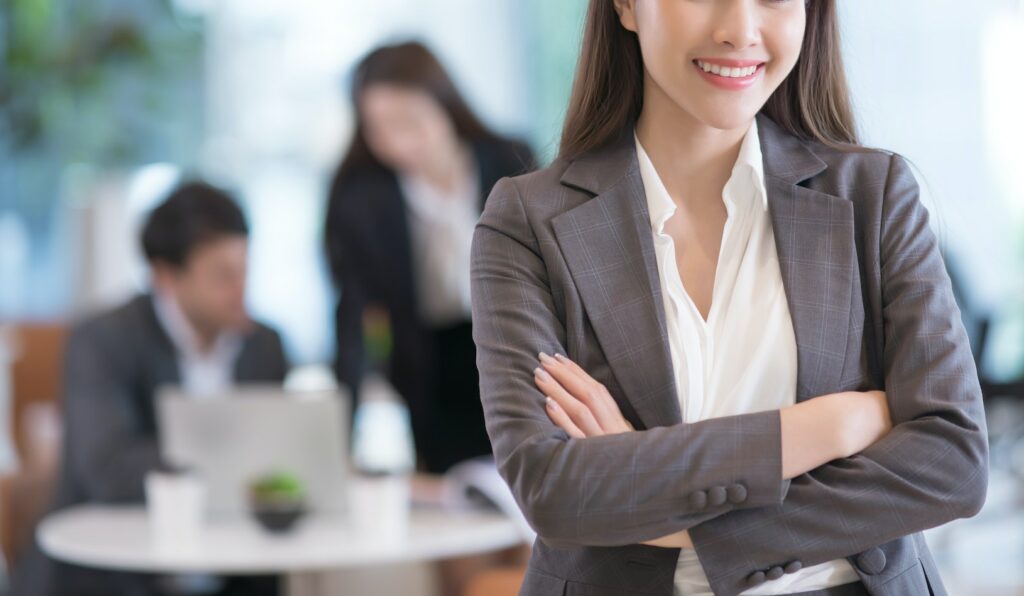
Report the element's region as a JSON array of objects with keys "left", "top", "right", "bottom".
[{"left": 532, "top": 352, "right": 890, "bottom": 548}]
